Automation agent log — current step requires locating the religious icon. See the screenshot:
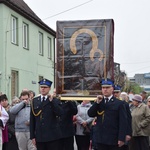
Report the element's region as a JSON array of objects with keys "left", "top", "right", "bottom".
[{"left": 56, "top": 19, "right": 114, "bottom": 97}]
